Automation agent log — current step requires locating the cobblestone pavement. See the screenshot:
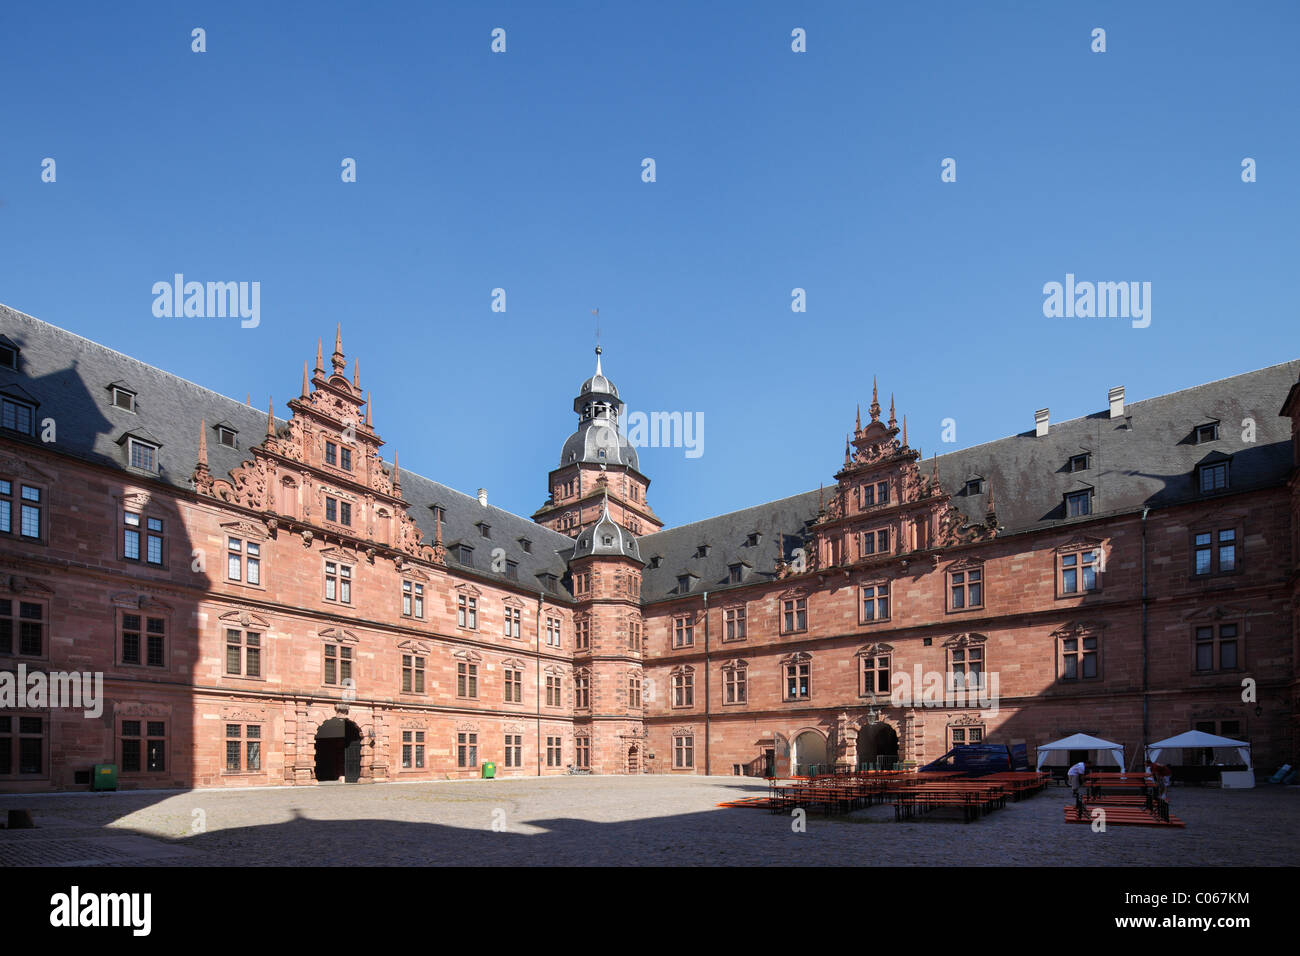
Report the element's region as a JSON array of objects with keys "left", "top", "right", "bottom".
[{"left": 1, "top": 777, "right": 1296, "bottom": 866}]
